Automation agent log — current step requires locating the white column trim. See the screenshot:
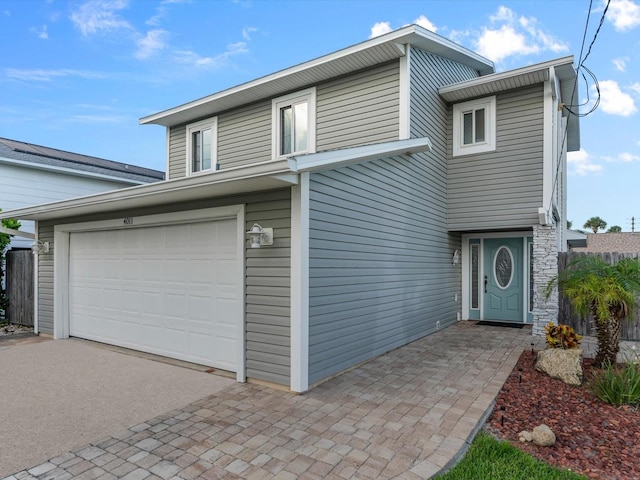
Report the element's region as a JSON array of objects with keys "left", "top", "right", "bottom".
[
  {"left": 542, "top": 76, "right": 554, "bottom": 217},
  {"left": 399, "top": 46, "right": 411, "bottom": 140},
  {"left": 290, "top": 173, "right": 309, "bottom": 392},
  {"left": 33, "top": 221, "right": 39, "bottom": 334},
  {"left": 236, "top": 206, "right": 247, "bottom": 383}
]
